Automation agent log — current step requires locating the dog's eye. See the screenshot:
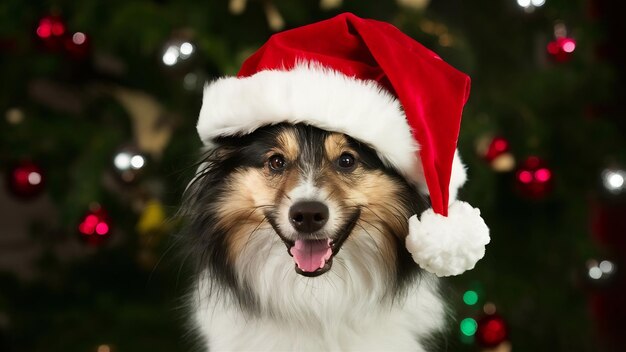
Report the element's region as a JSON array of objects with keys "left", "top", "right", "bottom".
[
  {"left": 268, "top": 154, "right": 287, "bottom": 171},
  {"left": 337, "top": 153, "right": 356, "bottom": 171}
]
